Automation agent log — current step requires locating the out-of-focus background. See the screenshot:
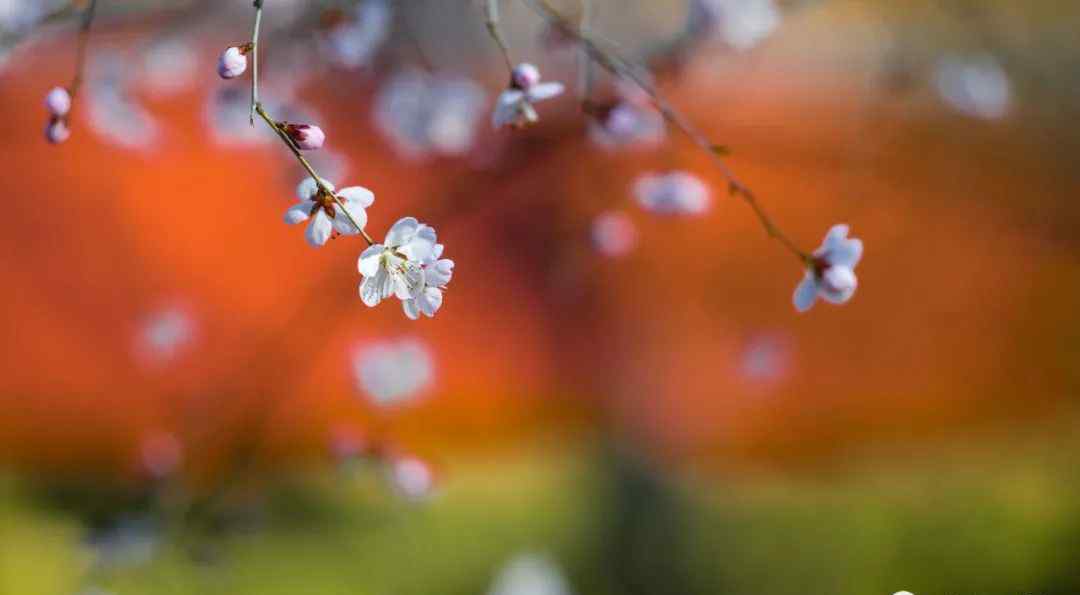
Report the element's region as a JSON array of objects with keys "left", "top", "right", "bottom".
[{"left": 2, "top": 0, "right": 1079, "bottom": 594}]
